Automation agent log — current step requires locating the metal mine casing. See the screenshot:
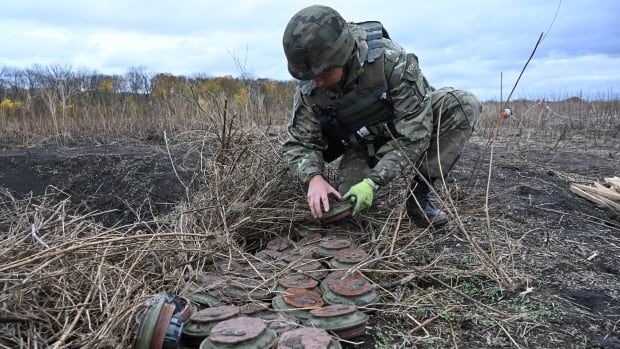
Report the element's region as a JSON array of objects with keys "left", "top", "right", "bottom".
[
  {"left": 276, "top": 273, "right": 319, "bottom": 292},
  {"left": 319, "top": 199, "right": 353, "bottom": 224},
  {"left": 271, "top": 288, "right": 324, "bottom": 320},
  {"left": 277, "top": 327, "right": 342, "bottom": 349},
  {"left": 251, "top": 310, "right": 299, "bottom": 335},
  {"left": 287, "top": 259, "right": 328, "bottom": 280},
  {"left": 134, "top": 294, "right": 189, "bottom": 349},
  {"left": 314, "top": 238, "right": 353, "bottom": 258},
  {"left": 199, "top": 317, "right": 277, "bottom": 349},
  {"left": 328, "top": 247, "right": 374, "bottom": 270},
  {"left": 320, "top": 271, "right": 379, "bottom": 307},
  {"left": 182, "top": 305, "right": 240, "bottom": 345},
  {"left": 307, "top": 304, "right": 369, "bottom": 339},
  {"left": 187, "top": 292, "right": 224, "bottom": 309},
  {"left": 220, "top": 277, "right": 275, "bottom": 302}
]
